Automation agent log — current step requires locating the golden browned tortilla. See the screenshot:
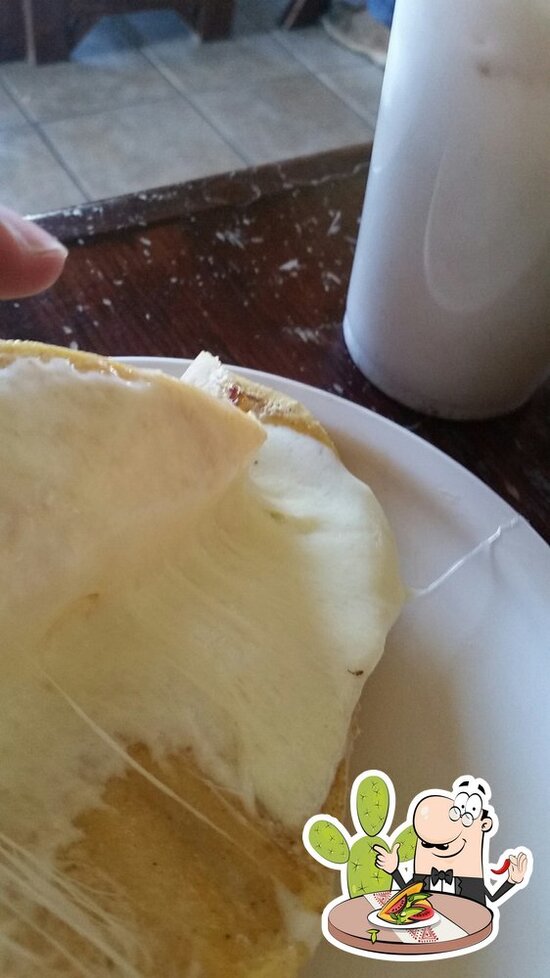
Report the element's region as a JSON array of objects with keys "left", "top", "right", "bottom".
[{"left": 0, "top": 340, "right": 403, "bottom": 978}]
